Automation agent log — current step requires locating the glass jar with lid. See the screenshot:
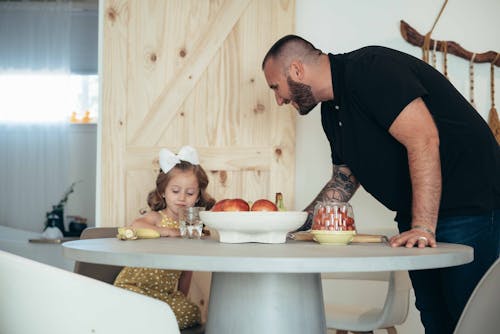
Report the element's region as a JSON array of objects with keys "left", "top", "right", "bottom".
[{"left": 312, "top": 200, "right": 356, "bottom": 232}]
